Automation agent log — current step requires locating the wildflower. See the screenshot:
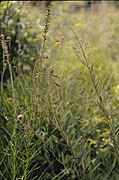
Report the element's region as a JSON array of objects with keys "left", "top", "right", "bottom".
[
  {"left": 53, "top": 40, "right": 60, "bottom": 47},
  {"left": 18, "top": 114, "right": 24, "bottom": 121},
  {"left": 53, "top": 36, "right": 64, "bottom": 47}
]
